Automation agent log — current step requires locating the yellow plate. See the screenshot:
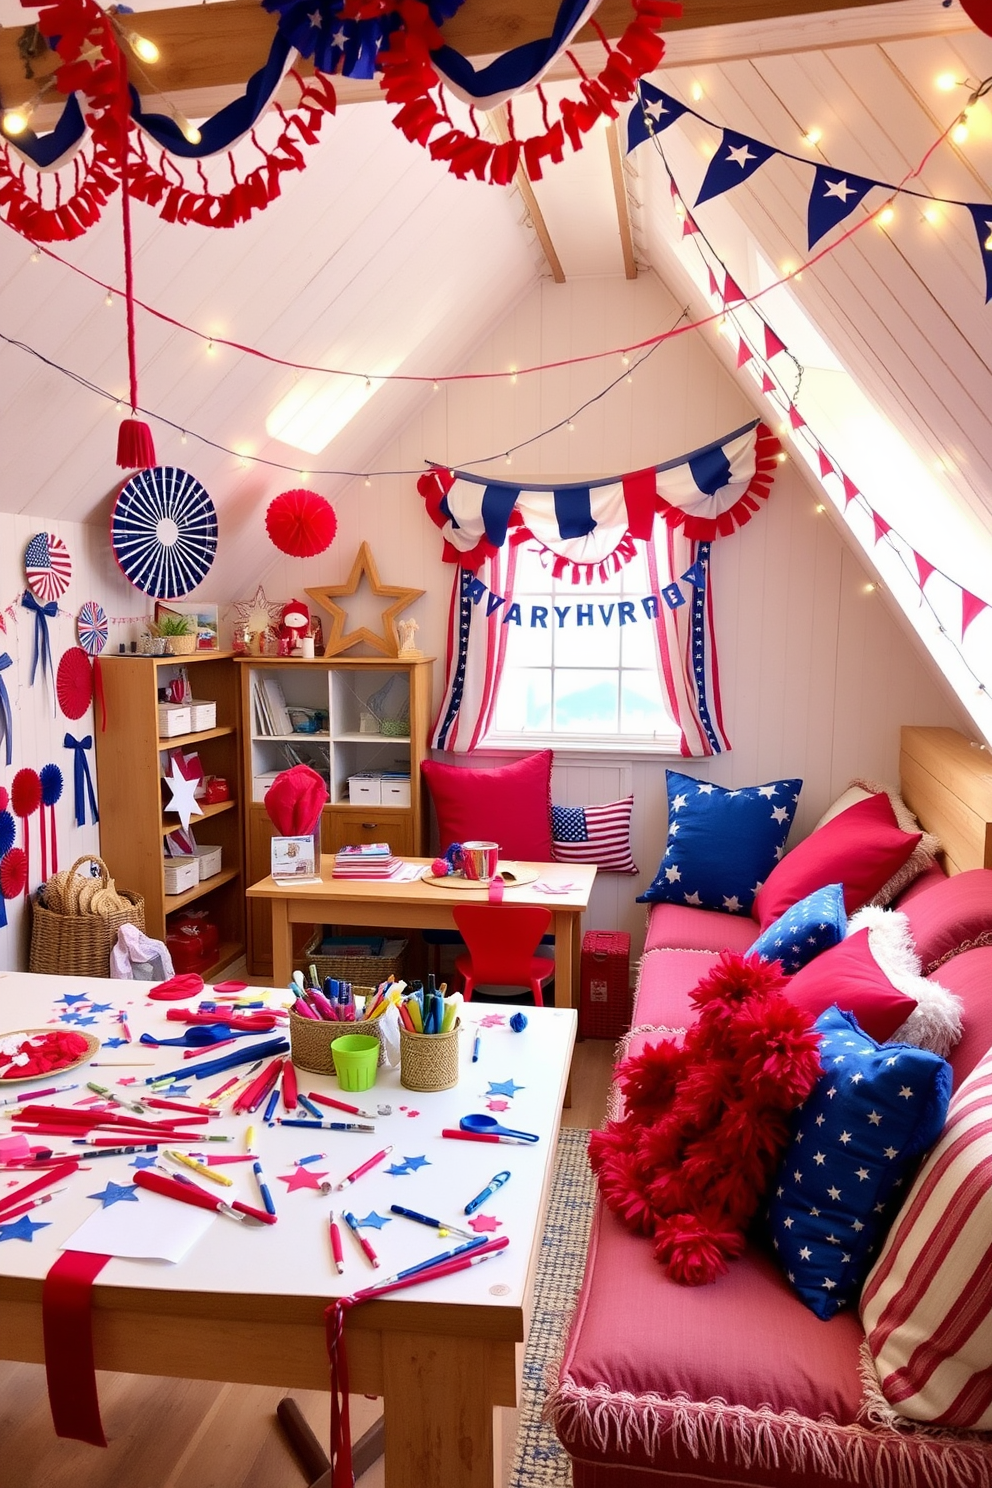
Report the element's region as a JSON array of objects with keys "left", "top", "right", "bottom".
[{"left": 420, "top": 864, "right": 539, "bottom": 890}]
